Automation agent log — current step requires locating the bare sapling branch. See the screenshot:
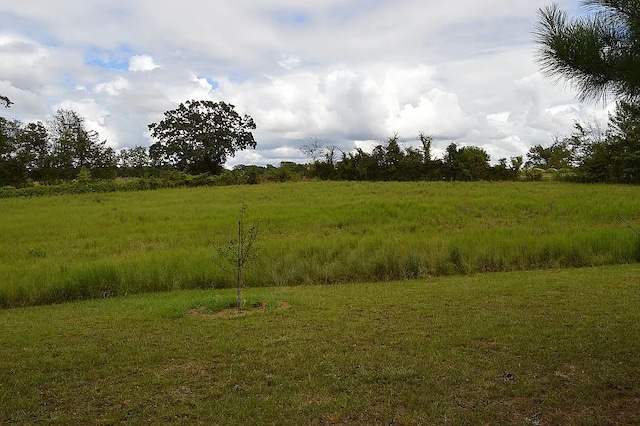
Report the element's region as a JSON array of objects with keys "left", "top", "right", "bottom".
[
  {"left": 618, "top": 214, "right": 640, "bottom": 237},
  {"left": 215, "top": 200, "right": 259, "bottom": 313}
]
